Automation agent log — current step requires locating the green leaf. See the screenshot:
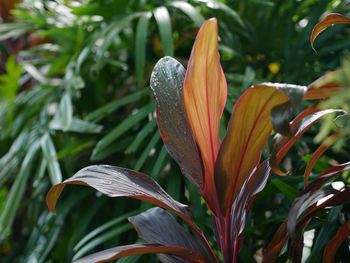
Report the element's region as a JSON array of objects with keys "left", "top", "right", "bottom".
[
  {"left": 74, "top": 210, "right": 139, "bottom": 253},
  {"left": 41, "top": 133, "right": 63, "bottom": 185},
  {"left": 134, "top": 132, "right": 160, "bottom": 171},
  {"left": 135, "top": 12, "right": 152, "bottom": 87},
  {"left": 85, "top": 89, "right": 149, "bottom": 122},
  {"left": 0, "top": 141, "right": 40, "bottom": 238},
  {"left": 153, "top": 7, "right": 174, "bottom": 56},
  {"left": 125, "top": 120, "right": 157, "bottom": 154},
  {"left": 271, "top": 179, "right": 298, "bottom": 201},
  {"left": 169, "top": 1, "right": 204, "bottom": 26},
  {"left": 92, "top": 102, "right": 154, "bottom": 159}
]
